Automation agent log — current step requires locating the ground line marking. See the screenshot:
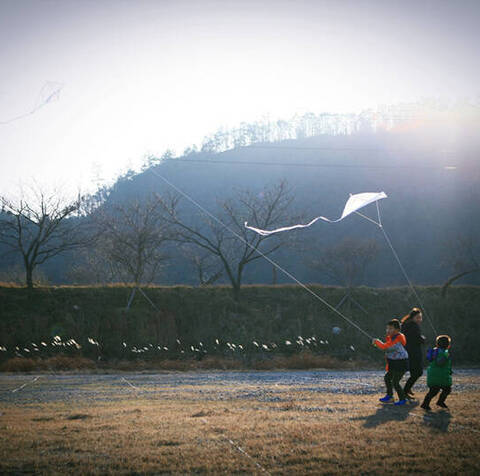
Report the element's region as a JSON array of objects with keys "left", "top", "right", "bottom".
[
  {"left": 121, "top": 376, "right": 141, "bottom": 393},
  {"left": 11, "top": 375, "right": 40, "bottom": 393},
  {"left": 200, "top": 417, "right": 271, "bottom": 475}
]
